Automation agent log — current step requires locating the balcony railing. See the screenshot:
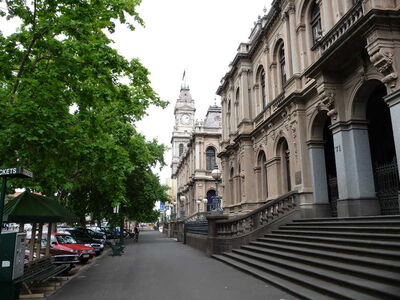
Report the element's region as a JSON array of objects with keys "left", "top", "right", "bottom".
[{"left": 319, "top": 1, "right": 363, "bottom": 53}]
